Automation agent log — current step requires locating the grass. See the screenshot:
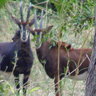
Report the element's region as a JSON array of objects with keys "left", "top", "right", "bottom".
[
  {"left": 0, "top": 66, "right": 86, "bottom": 96},
  {"left": 0, "top": 1, "right": 94, "bottom": 96}
]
